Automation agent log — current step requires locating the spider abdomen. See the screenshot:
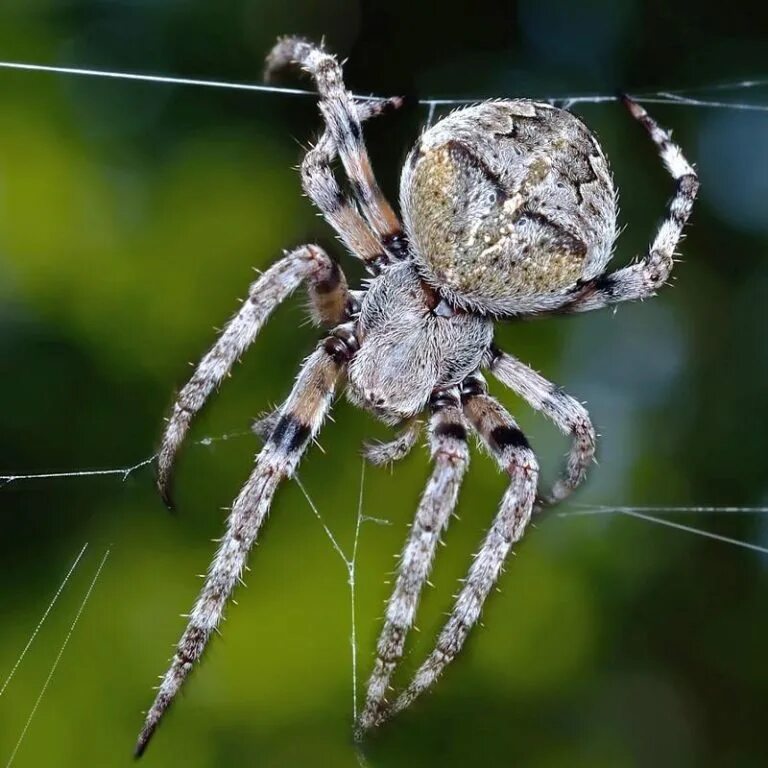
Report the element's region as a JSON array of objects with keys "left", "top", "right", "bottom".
[{"left": 401, "top": 100, "right": 618, "bottom": 315}]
